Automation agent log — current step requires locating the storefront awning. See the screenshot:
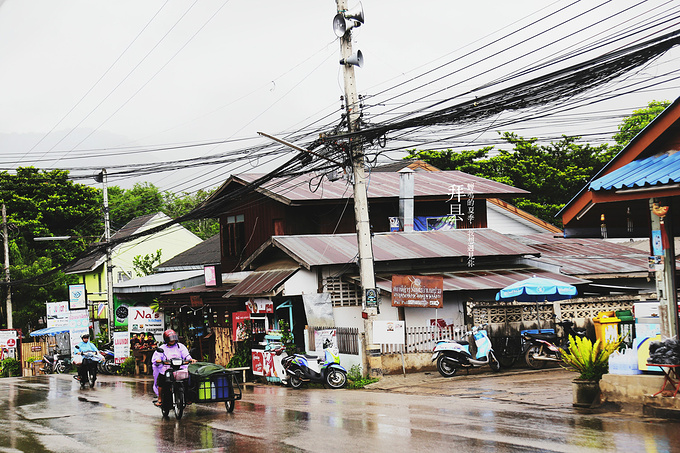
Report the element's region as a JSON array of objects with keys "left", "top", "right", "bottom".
[
  {"left": 30, "top": 326, "right": 70, "bottom": 337},
  {"left": 224, "top": 268, "right": 299, "bottom": 298}
]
